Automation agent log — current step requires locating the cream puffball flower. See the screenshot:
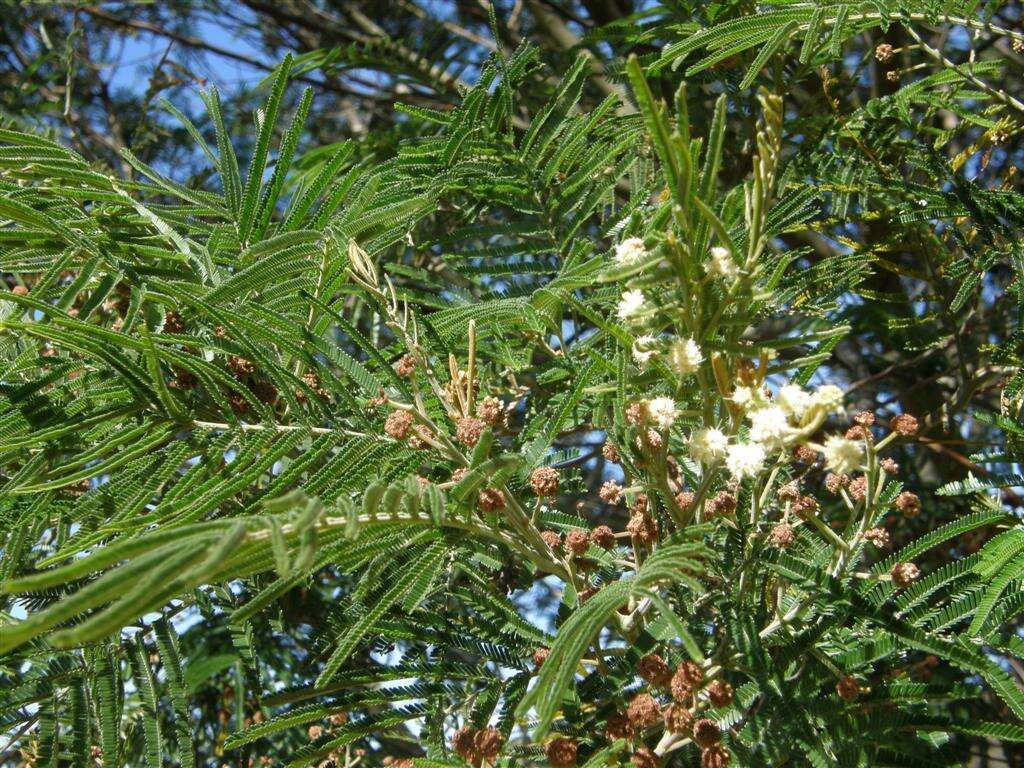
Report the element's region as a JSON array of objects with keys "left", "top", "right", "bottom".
[
  {"left": 708, "top": 246, "right": 739, "bottom": 281},
  {"left": 823, "top": 435, "right": 864, "bottom": 474},
  {"left": 812, "top": 384, "right": 844, "bottom": 413},
  {"left": 776, "top": 384, "right": 812, "bottom": 420},
  {"left": 617, "top": 289, "right": 647, "bottom": 321},
  {"left": 670, "top": 338, "right": 703, "bottom": 376},
  {"left": 731, "top": 385, "right": 757, "bottom": 410},
  {"left": 632, "top": 335, "right": 658, "bottom": 367},
  {"left": 614, "top": 237, "right": 647, "bottom": 265},
  {"left": 690, "top": 427, "right": 729, "bottom": 466},
  {"left": 726, "top": 442, "right": 767, "bottom": 479},
  {"left": 647, "top": 397, "right": 678, "bottom": 430},
  {"left": 748, "top": 406, "right": 792, "bottom": 448}
]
